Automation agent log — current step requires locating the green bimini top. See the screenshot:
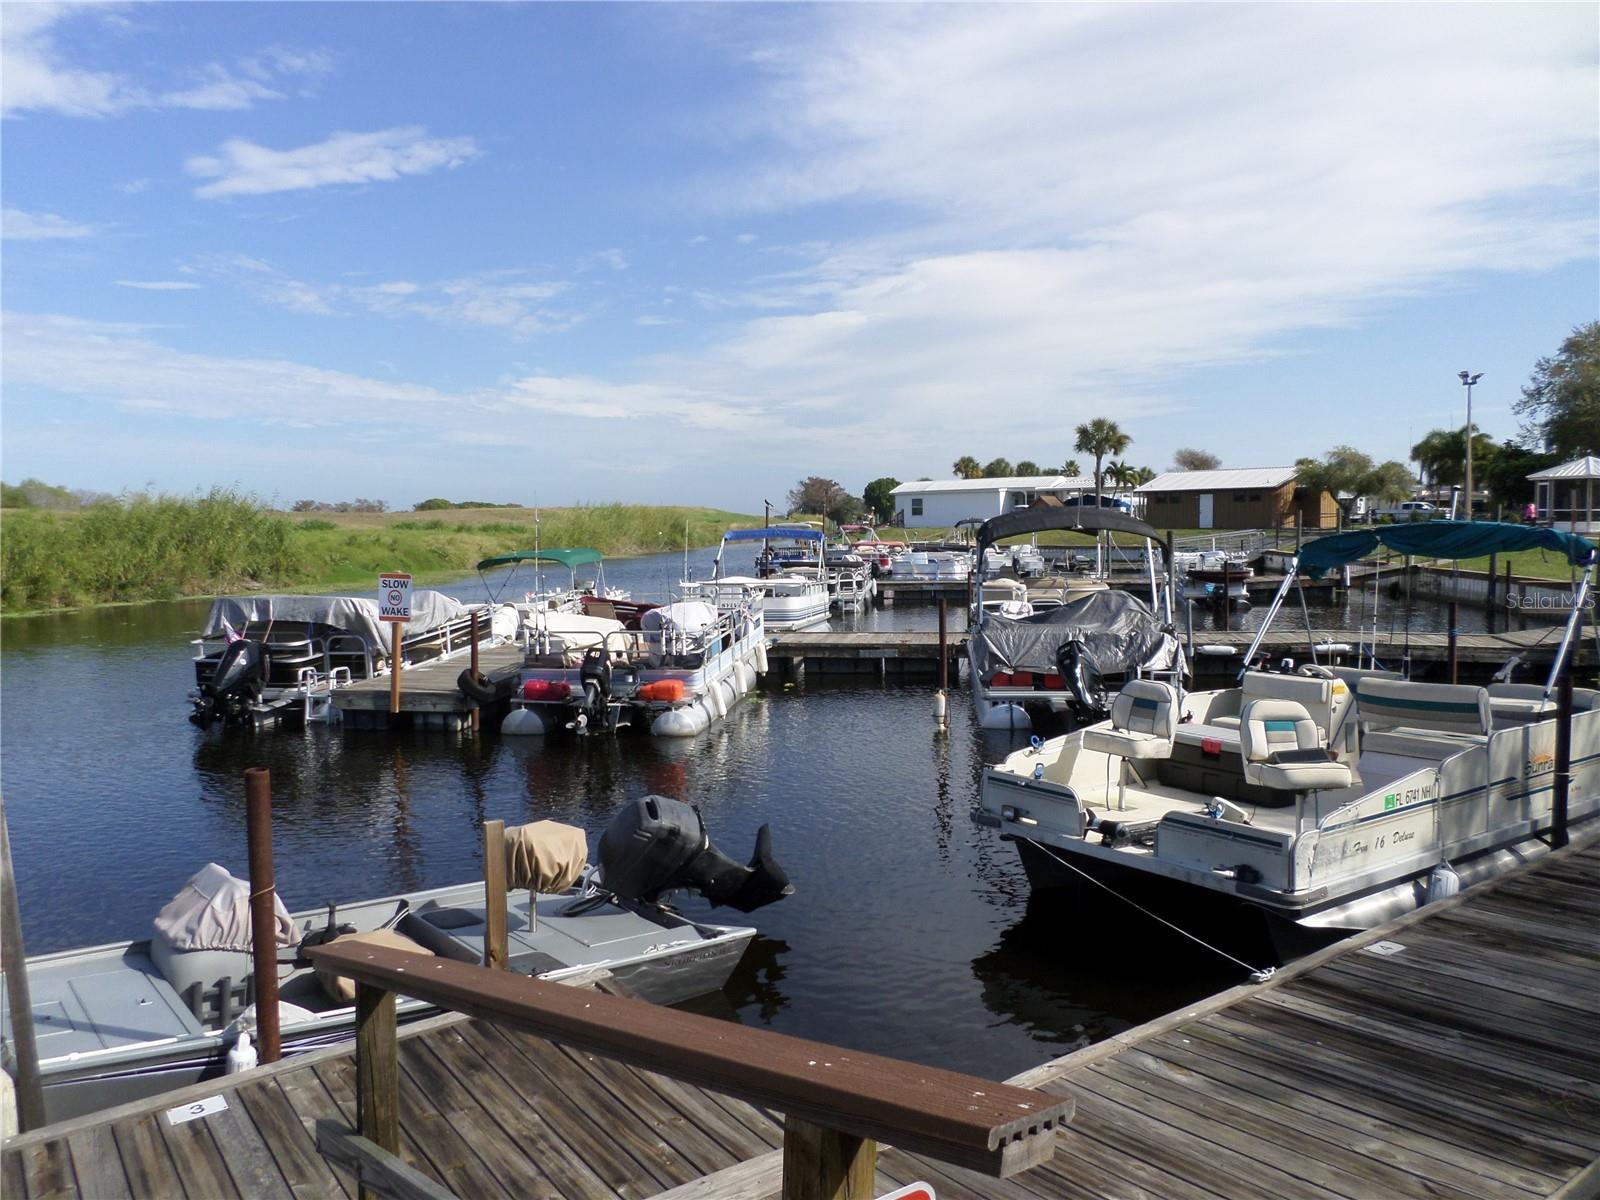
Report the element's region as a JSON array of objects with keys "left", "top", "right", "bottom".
[
  {"left": 475, "top": 548, "right": 604, "bottom": 571},
  {"left": 1297, "top": 521, "right": 1594, "bottom": 577}
]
